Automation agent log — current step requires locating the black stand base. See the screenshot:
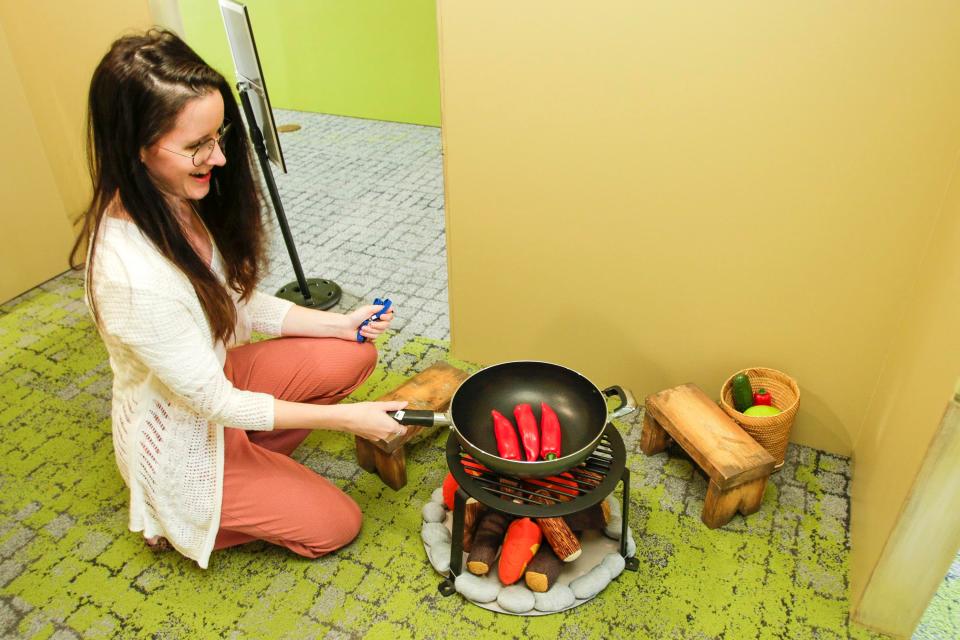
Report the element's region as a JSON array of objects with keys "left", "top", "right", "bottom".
[
  {"left": 438, "top": 579, "right": 456, "bottom": 597},
  {"left": 275, "top": 278, "right": 342, "bottom": 310}
]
